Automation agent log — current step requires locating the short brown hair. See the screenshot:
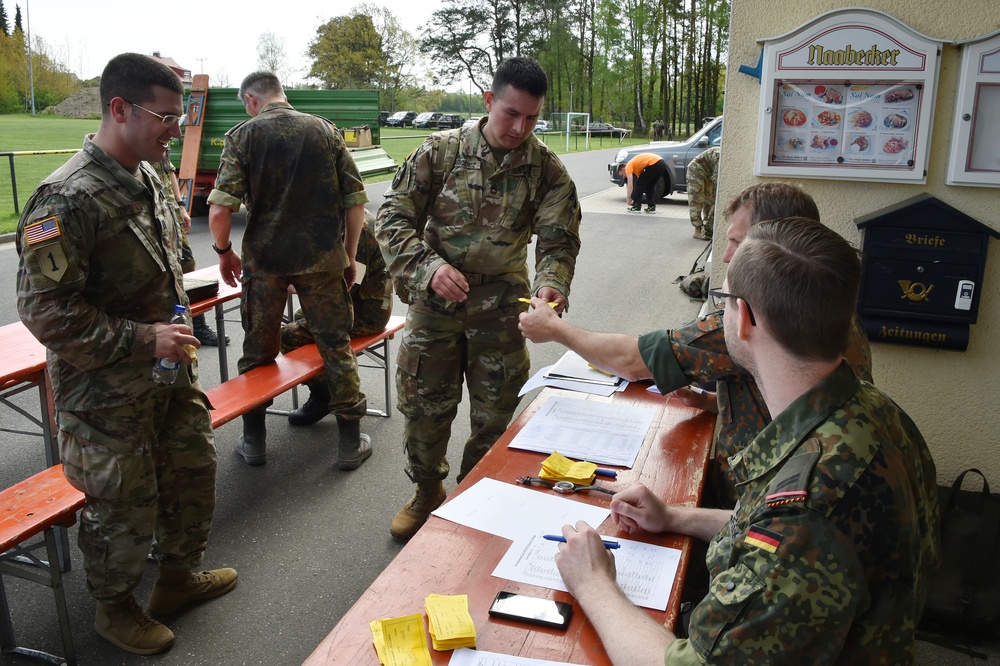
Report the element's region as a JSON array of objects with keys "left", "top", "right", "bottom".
[
  {"left": 100, "top": 53, "right": 183, "bottom": 112},
  {"left": 727, "top": 217, "right": 860, "bottom": 361},
  {"left": 239, "top": 71, "right": 284, "bottom": 105},
  {"left": 725, "top": 182, "right": 820, "bottom": 226}
]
